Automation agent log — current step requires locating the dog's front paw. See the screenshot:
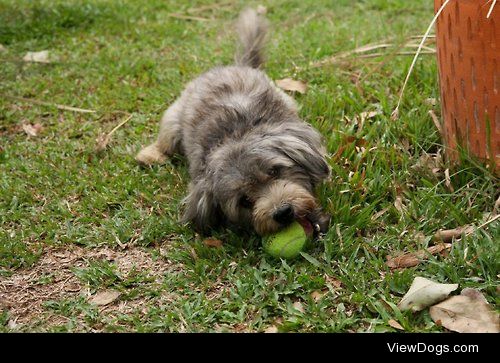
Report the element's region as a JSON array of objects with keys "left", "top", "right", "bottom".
[
  {"left": 309, "top": 210, "right": 331, "bottom": 236},
  {"left": 136, "top": 143, "right": 167, "bottom": 165}
]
